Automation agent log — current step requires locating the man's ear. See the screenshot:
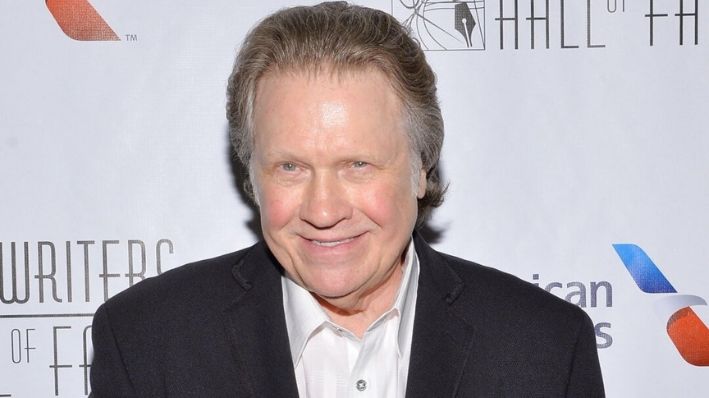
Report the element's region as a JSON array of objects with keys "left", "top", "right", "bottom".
[{"left": 417, "top": 169, "right": 426, "bottom": 199}]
